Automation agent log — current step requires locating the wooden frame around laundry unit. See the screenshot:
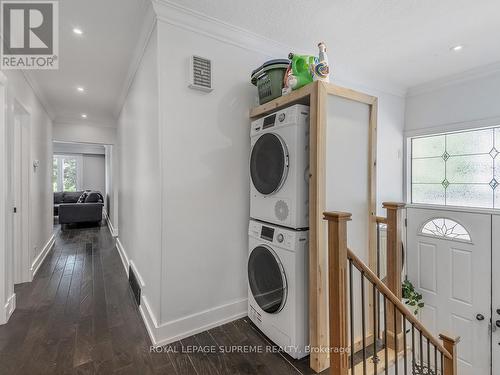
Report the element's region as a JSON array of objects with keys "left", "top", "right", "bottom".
[{"left": 250, "top": 80, "right": 378, "bottom": 374}]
